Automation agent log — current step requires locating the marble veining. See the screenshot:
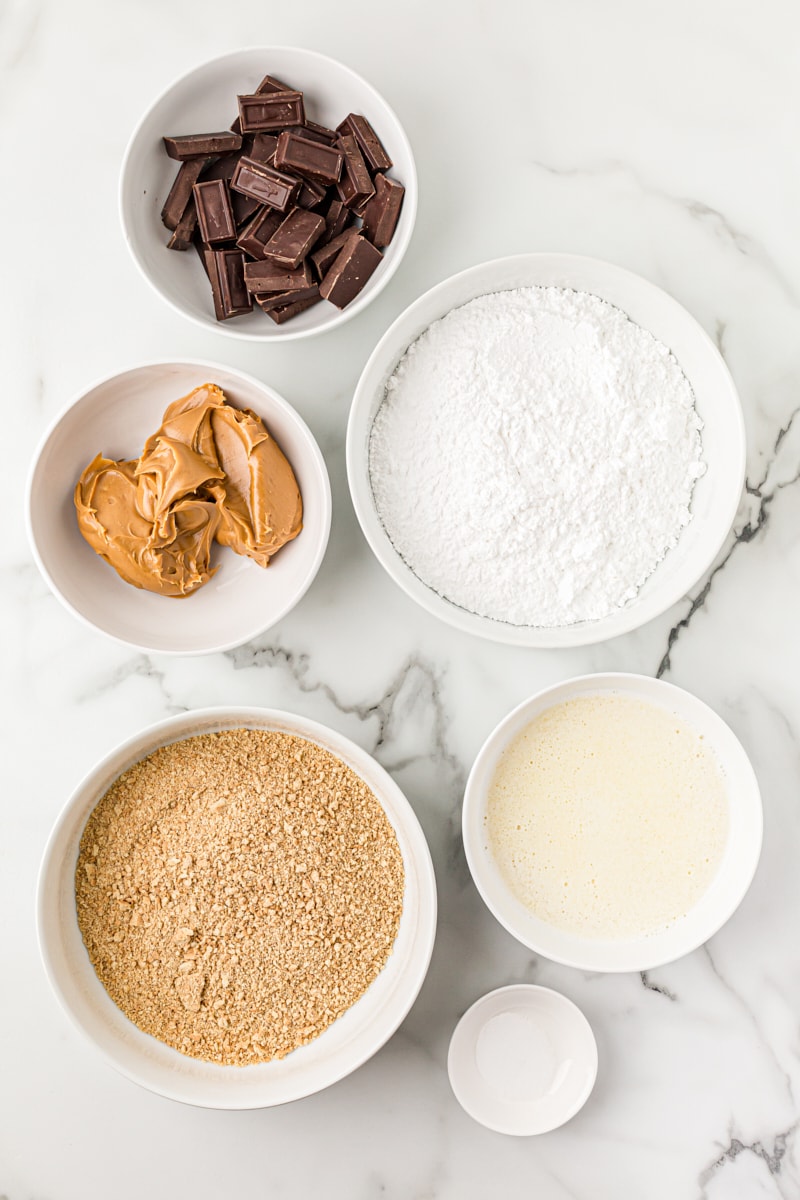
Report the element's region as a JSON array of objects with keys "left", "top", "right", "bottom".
[{"left": 4, "top": 1, "right": 800, "bottom": 1197}]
